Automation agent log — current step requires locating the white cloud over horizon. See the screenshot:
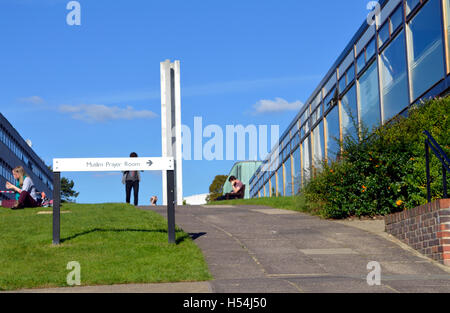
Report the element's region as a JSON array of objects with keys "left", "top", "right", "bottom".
[
  {"left": 59, "top": 104, "right": 158, "bottom": 122},
  {"left": 253, "top": 97, "right": 304, "bottom": 114},
  {"left": 19, "top": 96, "right": 46, "bottom": 104}
]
